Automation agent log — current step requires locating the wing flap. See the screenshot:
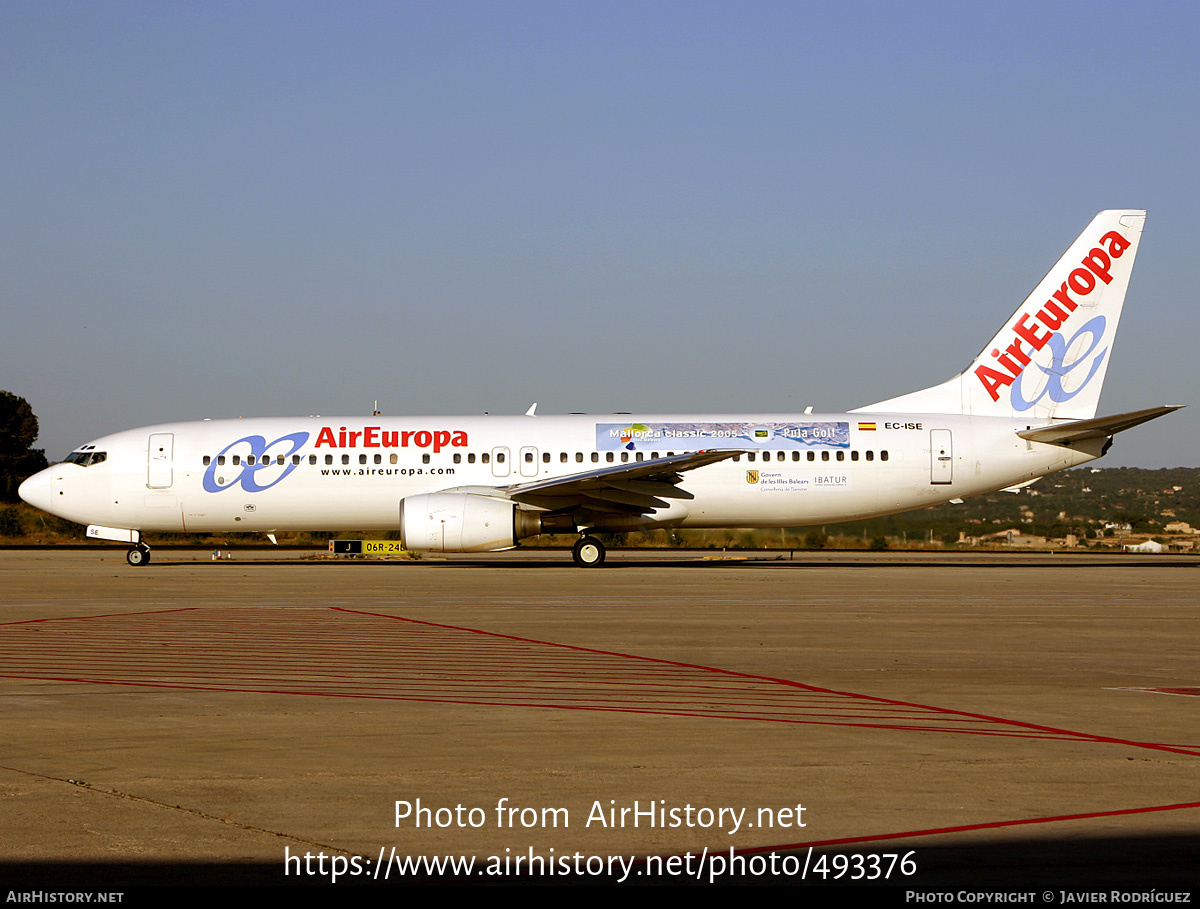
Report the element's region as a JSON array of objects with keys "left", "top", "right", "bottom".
[
  {"left": 505, "top": 449, "right": 739, "bottom": 516},
  {"left": 609, "top": 479, "right": 696, "bottom": 500}
]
